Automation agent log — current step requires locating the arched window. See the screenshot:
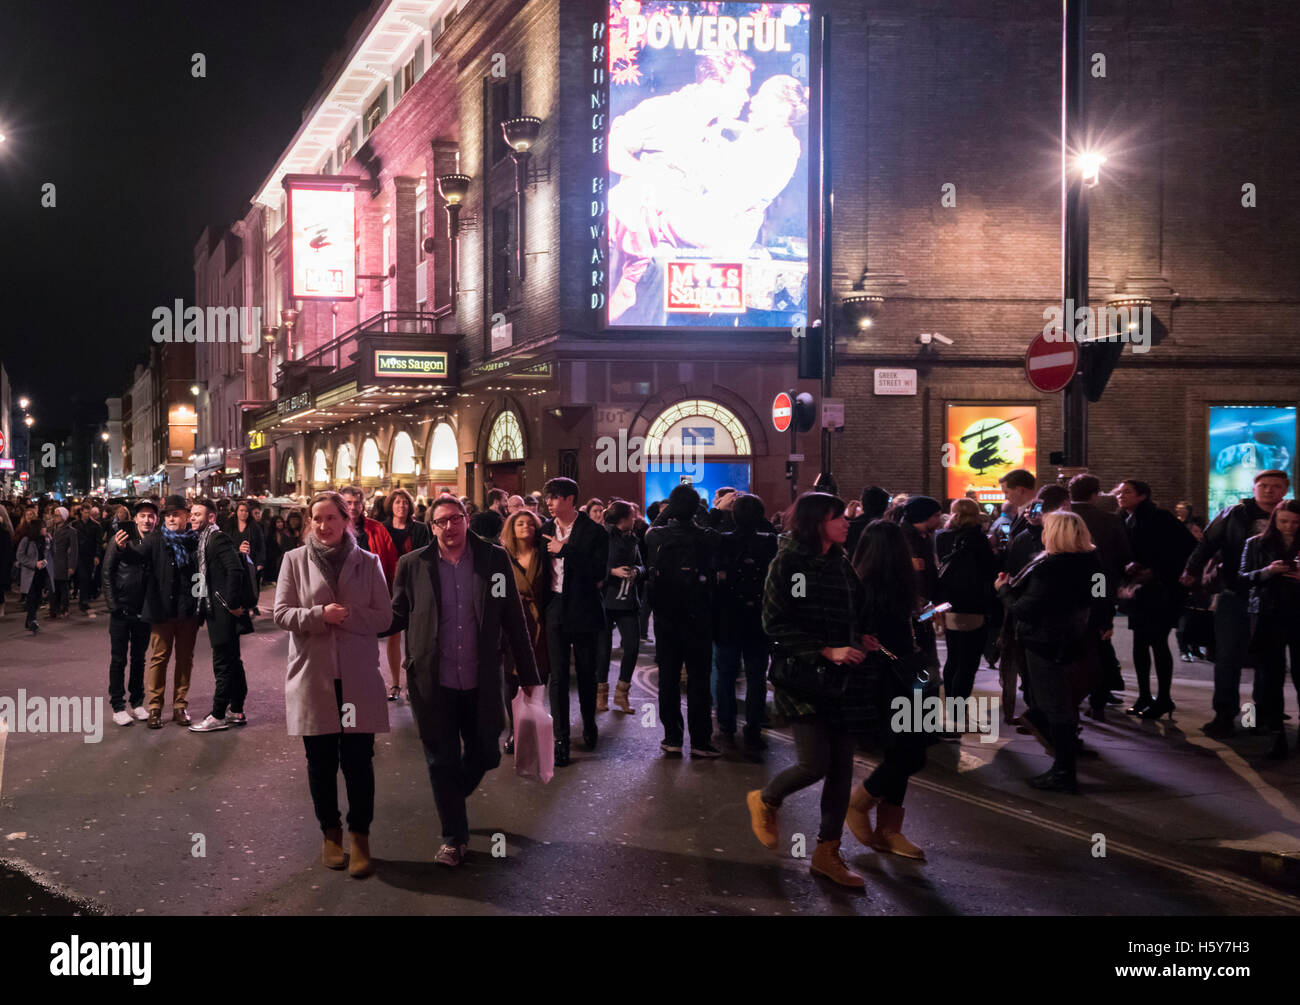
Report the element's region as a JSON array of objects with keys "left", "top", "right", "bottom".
[
  {"left": 360, "top": 437, "right": 382, "bottom": 478},
  {"left": 428, "top": 422, "right": 458, "bottom": 472},
  {"left": 390, "top": 431, "right": 416, "bottom": 475},
  {"left": 312, "top": 449, "right": 329, "bottom": 485},
  {"left": 283, "top": 453, "right": 297, "bottom": 485},
  {"left": 487, "top": 410, "right": 524, "bottom": 462},
  {"left": 334, "top": 442, "right": 356, "bottom": 483},
  {"left": 645, "top": 399, "right": 752, "bottom": 457}
]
